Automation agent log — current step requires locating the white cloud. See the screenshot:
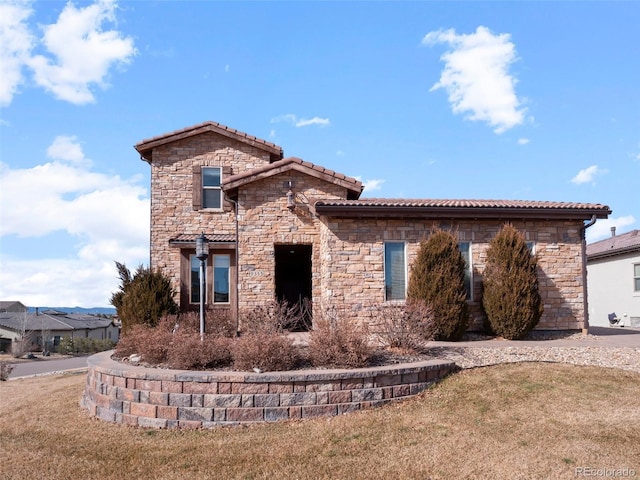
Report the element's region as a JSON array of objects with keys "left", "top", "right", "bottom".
[
  {"left": 517, "top": 138, "right": 530, "bottom": 145},
  {"left": 47, "top": 135, "right": 87, "bottom": 165},
  {"left": 0, "top": 0, "right": 136, "bottom": 106},
  {"left": 354, "top": 176, "right": 385, "bottom": 194},
  {"left": 423, "top": 26, "right": 526, "bottom": 134},
  {"left": 271, "top": 113, "right": 331, "bottom": 128},
  {"left": 0, "top": 0, "right": 35, "bottom": 106},
  {"left": 571, "top": 165, "right": 608, "bottom": 185},
  {"left": 586, "top": 215, "right": 636, "bottom": 243},
  {"left": 0, "top": 135, "right": 149, "bottom": 307}
]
